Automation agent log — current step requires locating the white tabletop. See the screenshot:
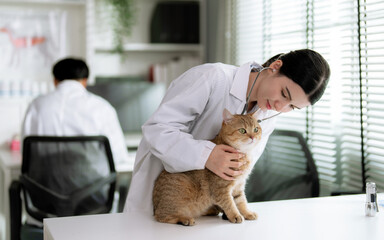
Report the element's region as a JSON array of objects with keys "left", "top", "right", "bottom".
[
  {"left": 124, "top": 132, "right": 142, "bottom": 149},
  {"left": 44, "top": 194, "right": 384, "bottom": 240}
]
